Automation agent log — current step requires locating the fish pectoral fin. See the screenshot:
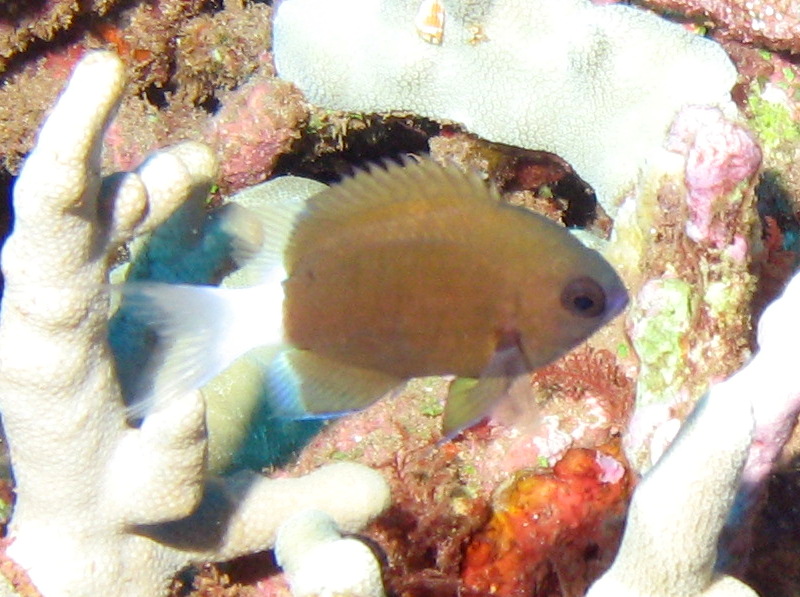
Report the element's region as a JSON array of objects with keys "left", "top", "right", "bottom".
[
  {"left": 442, "top": 340, "right": 530, "bottom": 437},
  {"left": 266, "top": 349, "right": 404, "bottom": 418}
]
